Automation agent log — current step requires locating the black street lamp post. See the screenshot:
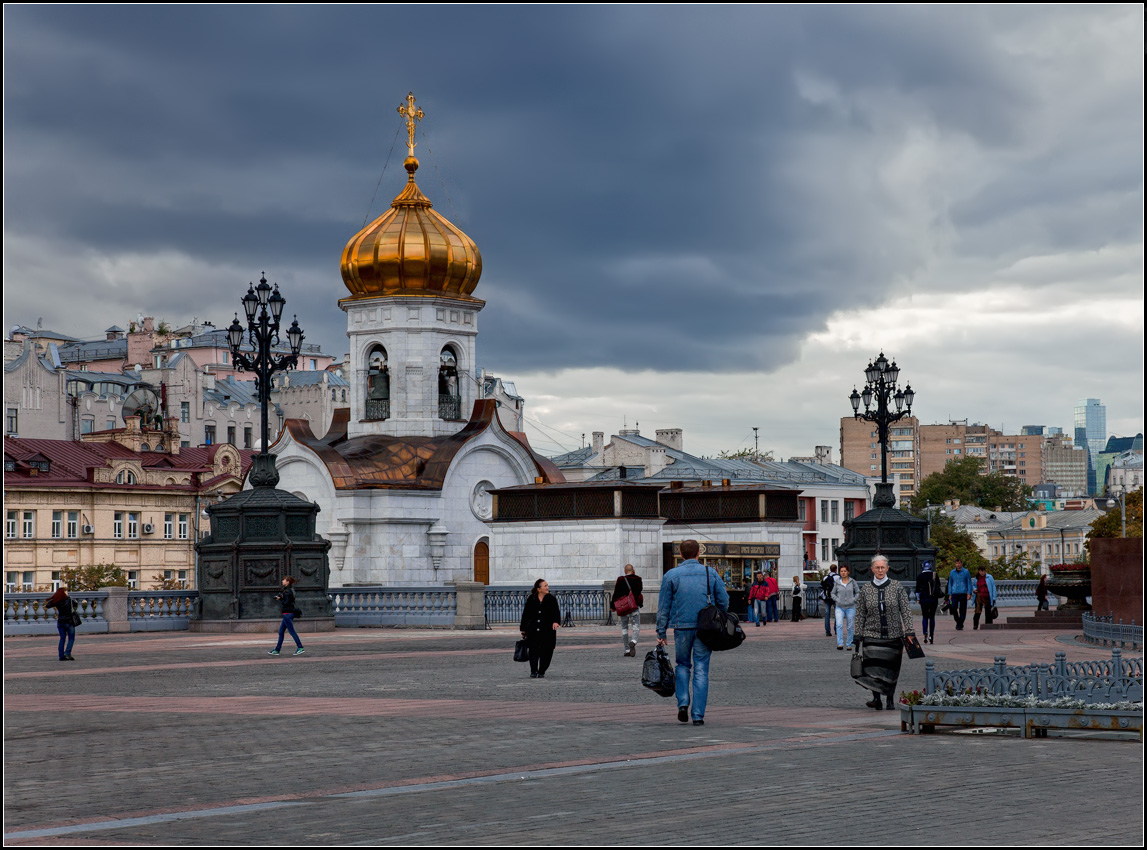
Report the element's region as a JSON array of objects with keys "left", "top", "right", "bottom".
[
  {"left": 227, "top": 274, "right": 304, "bottom": 488},
  {"left": 194, "top": 273, "right": 331, "bottom": 631},
  {"left": 849, "top": 352, "right": 914, "bottom": 509},
  {"left": 834, "top": 353, "right": 933, "bottom": 582}
]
